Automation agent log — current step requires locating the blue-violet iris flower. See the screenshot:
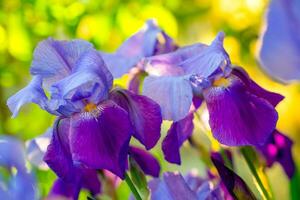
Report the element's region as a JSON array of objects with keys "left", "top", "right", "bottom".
[
  {"left": 7, "top": 38, "right": 162, "bottom": 180},
  {"left": 141, "top": 32, "right": 283, "bottom": 163}
]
